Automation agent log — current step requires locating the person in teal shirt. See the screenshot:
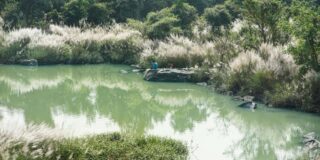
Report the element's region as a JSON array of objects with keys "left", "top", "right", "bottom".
[{"left": 151, "top": 60, "right": 158, "bottom": 70}]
